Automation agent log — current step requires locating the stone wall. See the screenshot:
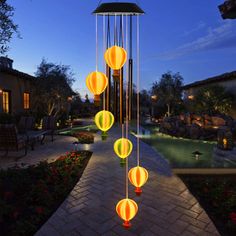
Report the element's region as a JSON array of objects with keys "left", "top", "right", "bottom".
[{"left": 159, "top": 114, "right": 236, "bottom": 141}]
